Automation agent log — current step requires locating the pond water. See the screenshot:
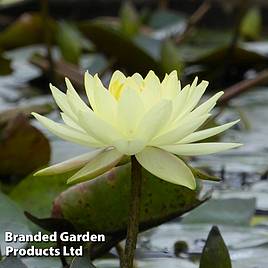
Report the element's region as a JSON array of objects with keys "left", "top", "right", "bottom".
[{"left": 1, "top": 46, "right": 268, "bottom": 268}]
